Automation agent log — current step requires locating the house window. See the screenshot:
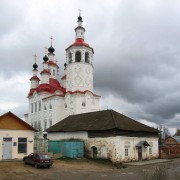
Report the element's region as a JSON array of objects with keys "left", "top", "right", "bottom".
[
  {"left": 53, "top": 69, "right": 55, "bottom": 76},
  {"left": 18, "top": 138, "right": 27, "bottom": 153},
  {"left": 75, "top": 51, "right": 81, "bottom": 62},
  {"left": 49, "top": 120, "right": 52, "bottom": 127},
  {"left": 31, "top": 103, "right": 33, "bottom": 113},
  {"left": 125, "top": 149, "right": 128, "bottom": 157},
  {"left": 44, "top": 105, "right": 47, "bottom": 110},
  {"left": 49, "top": 103, "right": 52, "bottom": 109},
  {"left": 39, "top": 101, "right": 41, "bottom": 111},
  {"left": 85, "top": 52, "right": 89, "bottom": 63}
]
